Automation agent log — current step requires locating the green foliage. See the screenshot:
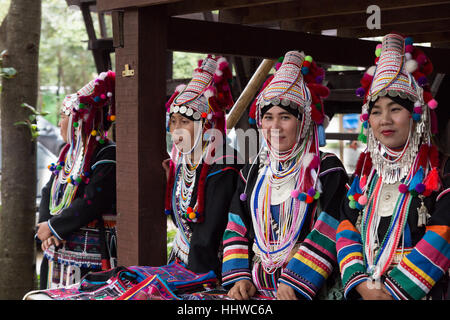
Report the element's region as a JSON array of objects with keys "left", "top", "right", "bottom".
[
  {"left": 0, "top": 50, "right": 17, "bottom": 80},
  {"left": 173, "top": 52, "right": 206, "bottom": 79},
  {"left": 167, "top": 228, "right": 177, "bottom": 259},
  {"left": 14, "top": 103, "right": 49, "bottom": 141}
]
